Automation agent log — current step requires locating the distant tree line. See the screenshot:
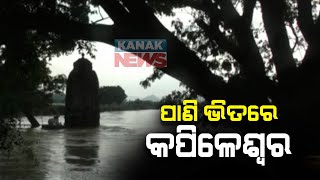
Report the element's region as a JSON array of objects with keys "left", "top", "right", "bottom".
[
  {"left": 97, "top": 86, "right": 160, "bottom": 111},
  {"left": 100, "top": 99, "right": 160, "bottom": 111},
  {"left": 98, "top": 86, "right": 127, "bottom": 105},
  {"left": 37, "top": 86, "right": 159, "bottom": 114}
]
